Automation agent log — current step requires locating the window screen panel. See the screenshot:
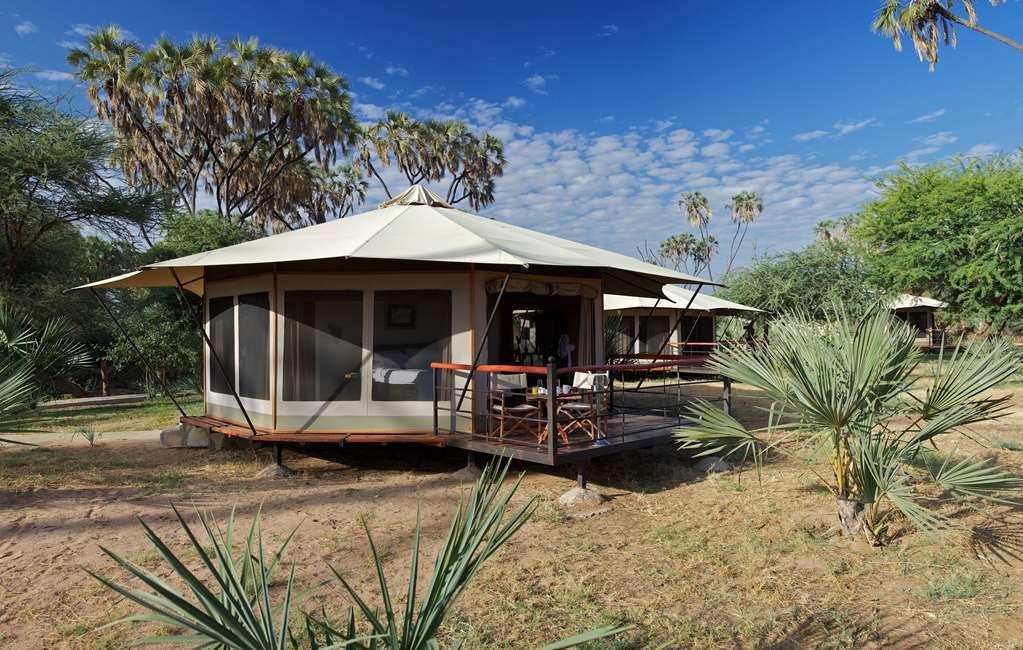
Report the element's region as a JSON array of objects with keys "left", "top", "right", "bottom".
[
  {"left": 238, "top": 292, "right": 270, "bottom": 400},
  {"left": 372, "top": 290, "right": 451, "bottom": 401},
  {"left": 283, "top": 291, "right": 362, "bottom": 402},
  {"left": 208, "top": 296, "right": 236, "bottom": 395},
  {"left": 639, "top": 316, "right": 670, "bottom": 354},
  {"left": 615, "top": 317, "right": 635, "bottom": 354}
]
